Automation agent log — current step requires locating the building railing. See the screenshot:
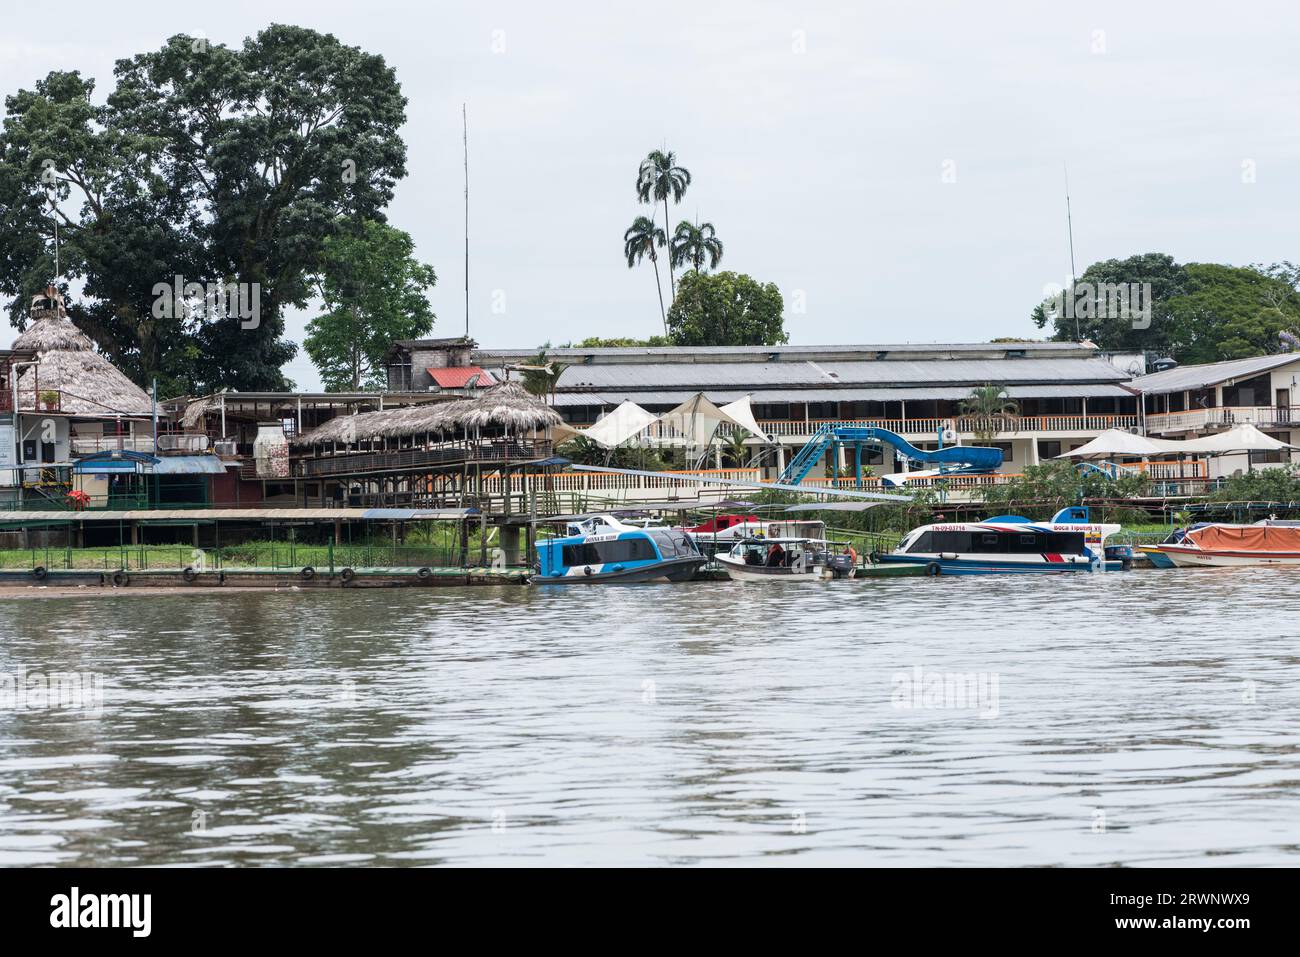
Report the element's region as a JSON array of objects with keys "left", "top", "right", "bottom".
[
  {"left": 754, "top": 415, "right": 1141, "bottom": 439},
  {"left": 70, "top": 435, "right": 157, "bottom": 456},
  {"left": 1145, "top": 405, "right": 1300, "bottom": 434}
]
